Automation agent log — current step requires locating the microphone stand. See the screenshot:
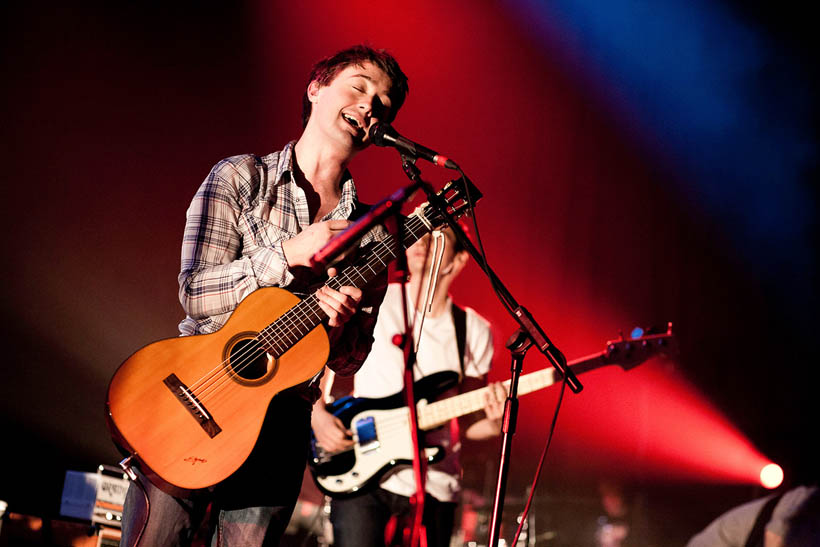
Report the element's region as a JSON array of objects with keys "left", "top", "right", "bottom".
[
  {"left": 488, "top": 329, "right": 532, "bottom": 546},
  {"left": 309, "top": 167, "right": 431, "bottom": 546},
  {"left": 395, "top": 155, "right": 583, "bottom": 547},
  {"left": 394, "top": 154, "right": 429, "bottom": 547}
]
